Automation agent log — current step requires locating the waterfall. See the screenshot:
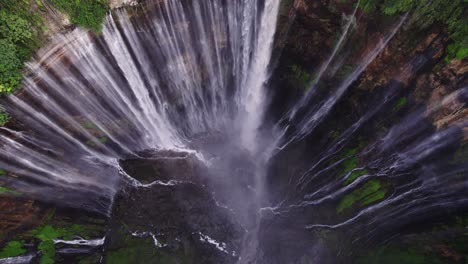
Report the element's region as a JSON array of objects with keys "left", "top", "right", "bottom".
[
  {"left": 0, "top": 0, "right": 466, "bottom": 263},
  {"left": 0, "top": 0, "right": 280, "bottom": 214},
  {"left": 239, "top": 0, "right": 280, "bottom": 153}
]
